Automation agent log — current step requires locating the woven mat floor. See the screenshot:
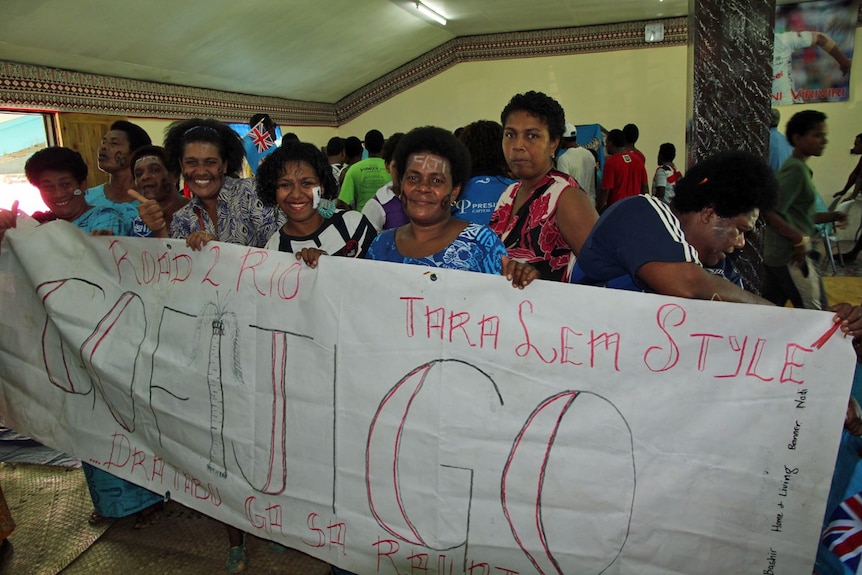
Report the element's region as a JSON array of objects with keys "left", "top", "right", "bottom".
[
  {"left": 0, "top": 461, "right": 330, "bottom": 574},
  {"left": 0, "top": 463, "right": 109, "bottom": 575},
  {"left": 60, "top": 500, "right": 332, "bottom": 575}
]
